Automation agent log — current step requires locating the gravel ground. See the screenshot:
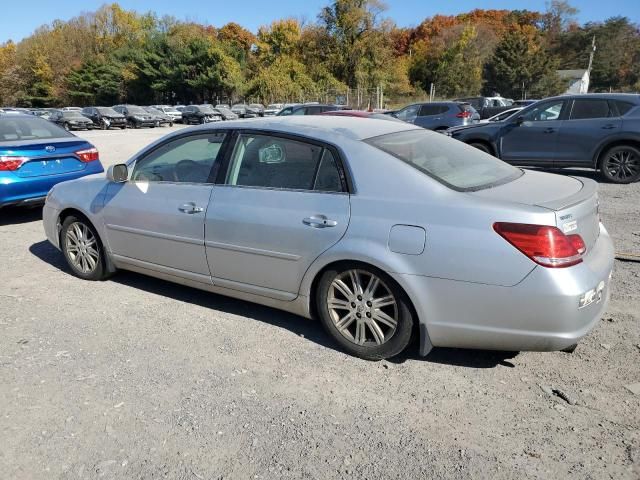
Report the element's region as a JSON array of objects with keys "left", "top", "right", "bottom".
[{"left": 1, "top": 126, "right": 639, "bottom": 479}]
